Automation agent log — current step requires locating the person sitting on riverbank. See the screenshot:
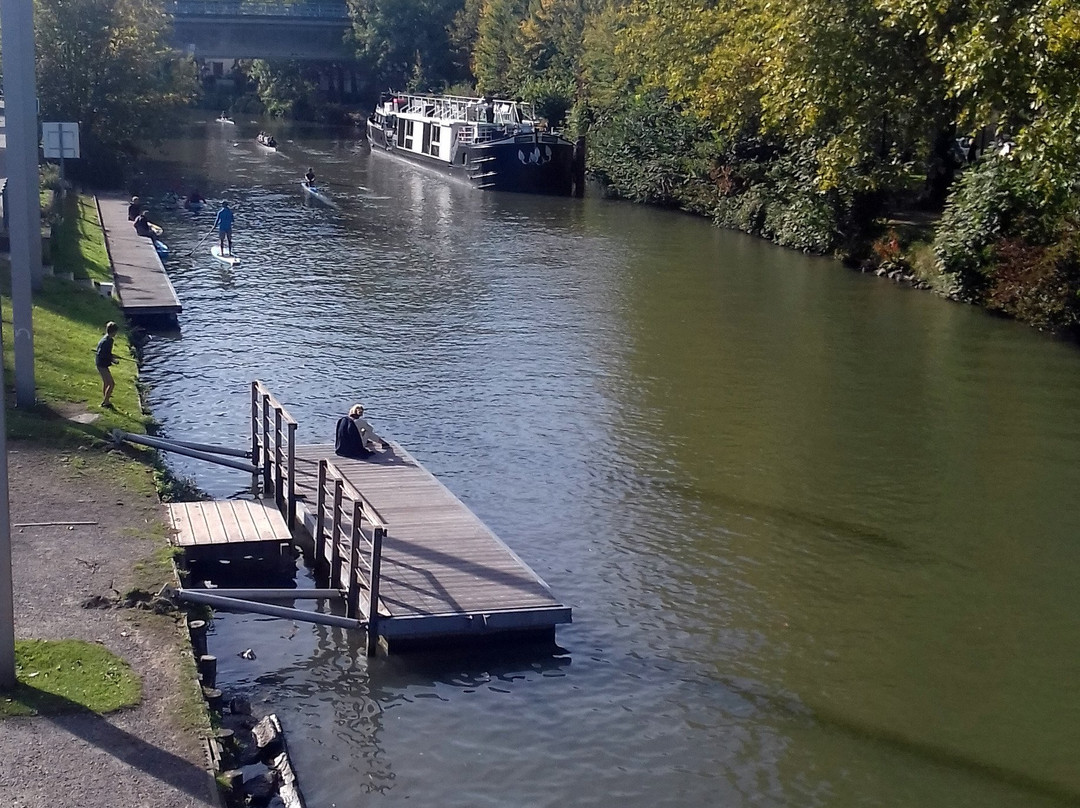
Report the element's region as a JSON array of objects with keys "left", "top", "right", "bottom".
[
  {"left": 335, "top": 404, "right": 388, "bottom": 459},
  {"left": 127, "top": 196, "right": 141, "bottom": 221},
  {"left": 132, "top": 209, "right": 156, "bottom": 238}
]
